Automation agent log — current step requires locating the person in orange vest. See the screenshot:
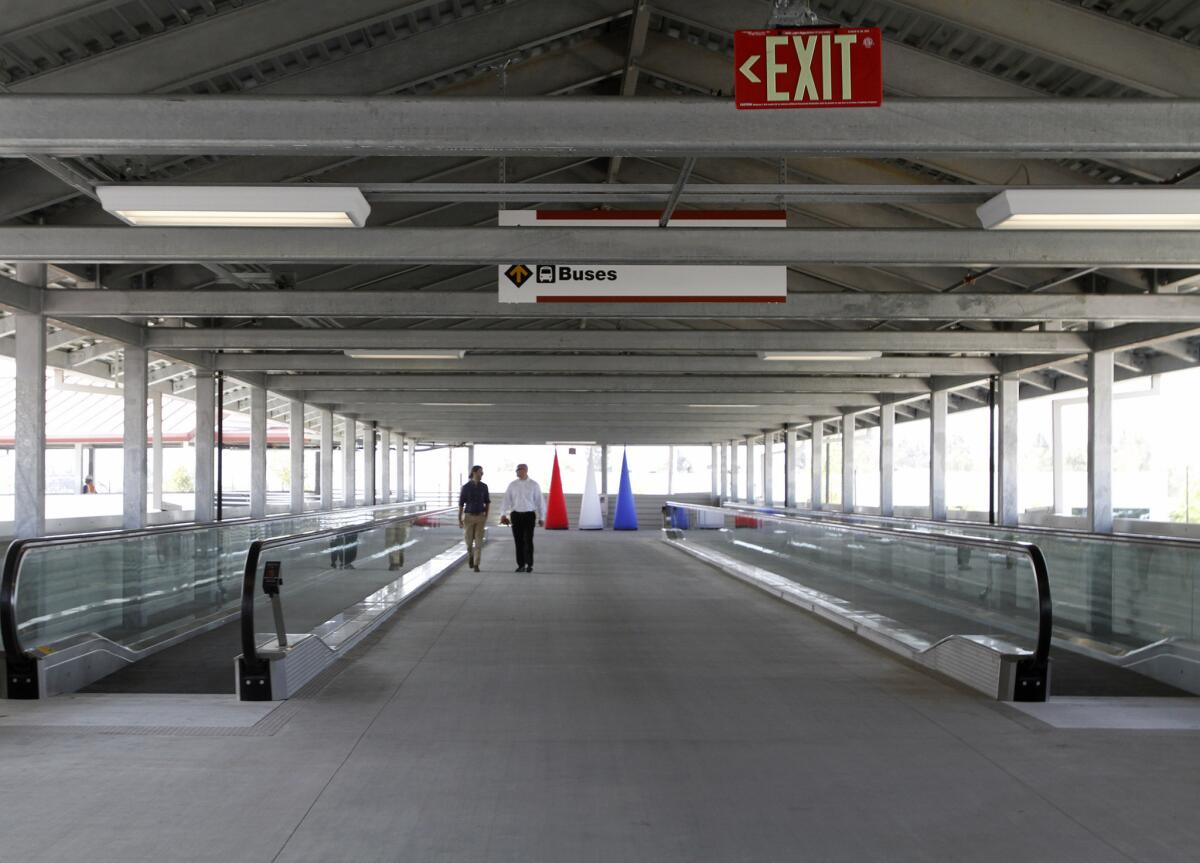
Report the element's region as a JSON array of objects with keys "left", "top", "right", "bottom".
[{"left": 81, "top": 476, "right": 97, "bottom": 494}]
